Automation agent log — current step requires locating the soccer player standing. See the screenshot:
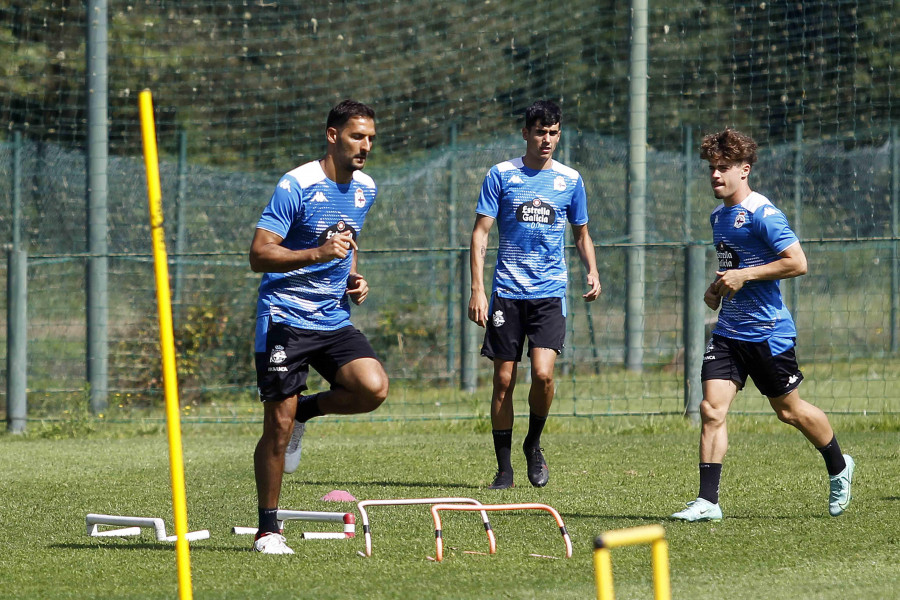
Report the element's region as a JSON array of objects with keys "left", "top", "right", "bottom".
[
  {"left": 468, "top": 100, "right": 602, "bottom": 489},
  {"left": 671, "top": 128, "right": 854, "bottom": 522},
  {"left": 249, "top": 100, "right": 389, "bottom": 553}
]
